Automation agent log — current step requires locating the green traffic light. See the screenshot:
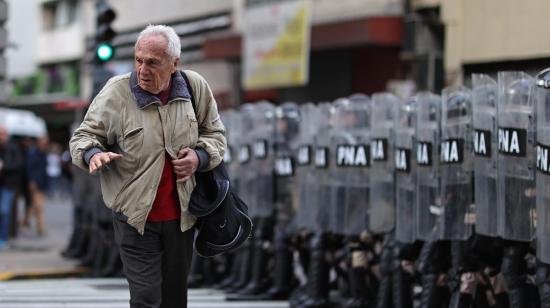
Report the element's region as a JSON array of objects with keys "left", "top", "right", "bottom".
[{"left": 96, "top": 43, "right": 114, "bottom": 62}]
